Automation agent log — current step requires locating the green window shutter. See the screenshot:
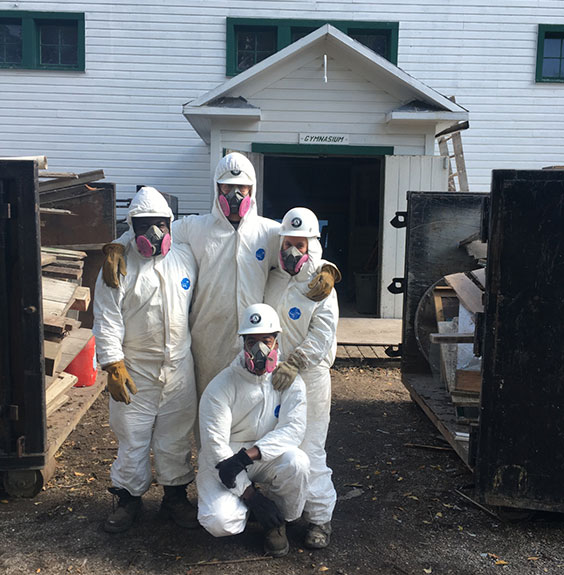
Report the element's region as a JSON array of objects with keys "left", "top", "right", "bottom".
[
  {"left": 536, "top": 24, "right": 564, "bottom": 83},
  {"left": 0, "top": 10, "right": 84, "bottom": 71},
  {"left": 226, "top": 18, "right": 399, "bottom": 76}
]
